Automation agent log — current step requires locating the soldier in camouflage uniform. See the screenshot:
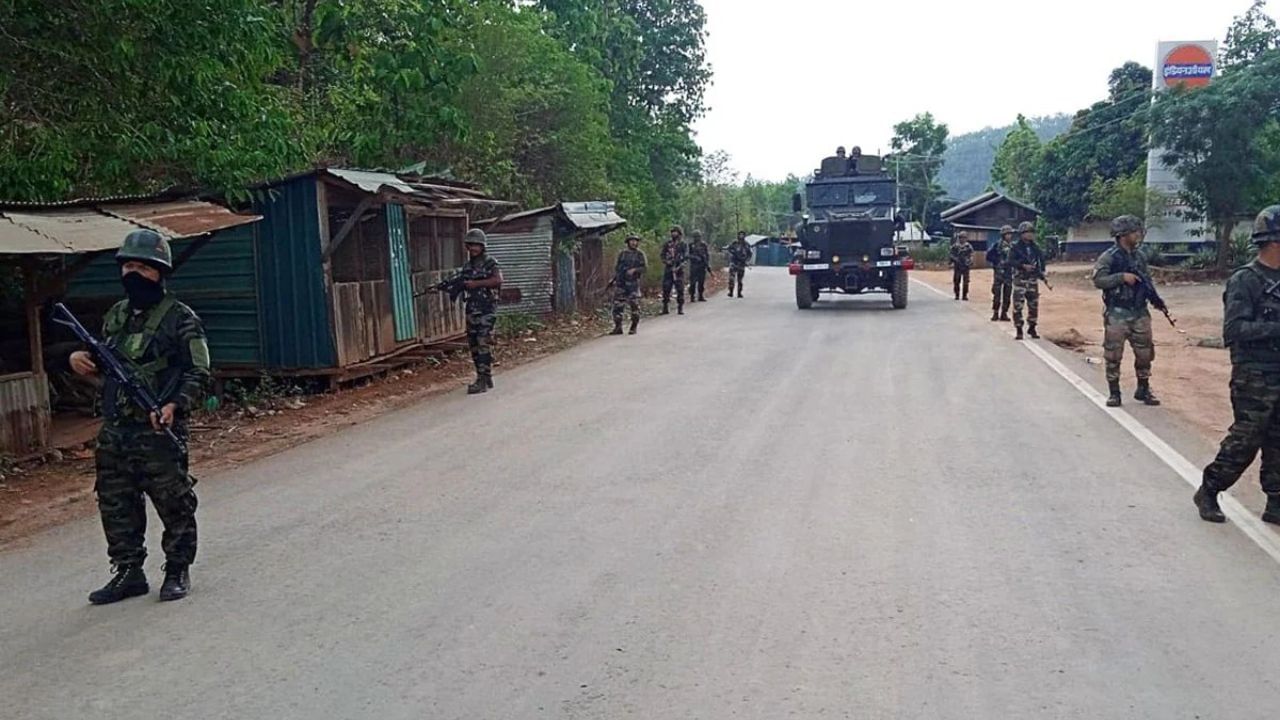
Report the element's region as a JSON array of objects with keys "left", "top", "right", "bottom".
[
  {"left": 660, "top": 226, "right": 688, "bottom": 315},
  {"left": 1009, "top": 221, "right": 1045, "bottom": 340},
  {"left": 1195, "top": 205, "right": 1280, "bottom": 526},
  {"left": 610, "top": 234, "right": 647, "bottom": 335},
  {"left": 68, "top": 230, "right": 210, "bottom": 604},
  {"left": 726, "top": 231, "right": 752, "bottom": 298},
  {"left": 459, "top": 229, "right": 503, "bottom": 394},
  {"left": 986, "top": 225, "right": 1015, "bottom": 321},
  {"left": 687, "top": 230, "right": 711, "bottom": 302},
  {"left": 1092, "top": 215, "right": 1160, "bottom": 408},
  {"left": 949, "top": 231, "right": 975, "bottom": 301}
]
